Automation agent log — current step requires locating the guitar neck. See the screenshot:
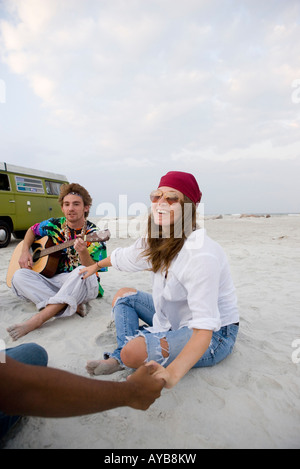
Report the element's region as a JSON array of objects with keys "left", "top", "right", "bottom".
[
  {"left": 39, "top": 239, "right": 76, "bottom": 258},
  {"left": 34, "top": 229, "right": 110, "bottom": 260}
]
